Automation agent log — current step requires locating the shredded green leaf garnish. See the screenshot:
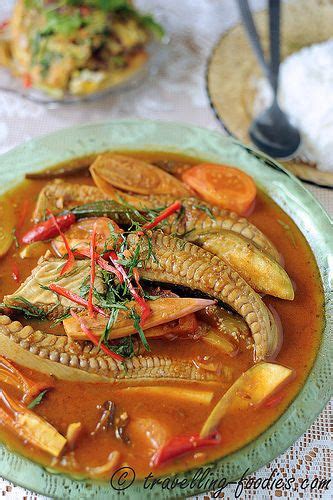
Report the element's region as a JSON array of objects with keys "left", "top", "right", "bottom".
[
  {"left": 51, "top": 309, "right": 71, "bottom": 326},
  {"left": 129, "top": 307, "right": 150, "bottom": 351},
  {"left": 193, "top": 204, "right": 216, "bottom": 220},
  {"left": 106, "top": 335, "right": 135, "bottom": 360},
  {"left": 79, "top": 276, "right": 90, "bottom": 299},
  {"left": 8, "top": 297, "right": 48, "bottom": 320},
  {"left": 27, "top": 389, "right": 49, "bottom": 409},
  {"left": 99, "top": 306, "right": 120, "bottom": 347},
  {"left": 54, "top": 264, "right": 80, "bottom": 283}
]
